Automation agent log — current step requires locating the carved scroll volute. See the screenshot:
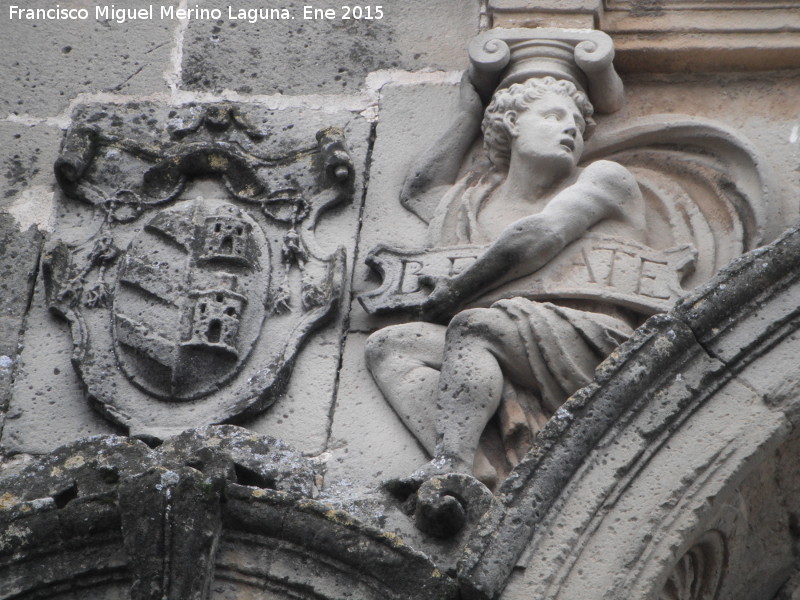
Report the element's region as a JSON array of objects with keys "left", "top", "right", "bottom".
[
  {"left": 468, "top": 28, "right": 624, "bottom": 113},
  {"left": 660, "top": 531, "right": 727, "bottom": 600}
]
